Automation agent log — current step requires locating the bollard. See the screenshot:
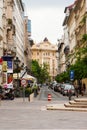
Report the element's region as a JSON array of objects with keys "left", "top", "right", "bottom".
[
  {"left": 48, "top": 94, "right": 51, "bottom": 101},
  {"left": 0, "top": 98, "right": 1, "bottom": 106},
  {"left": 68, "top": 90, "right": 72, "bottom": 100},
  {"left": 28, "top": 95, "right": 30, "bottom": 102}
]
